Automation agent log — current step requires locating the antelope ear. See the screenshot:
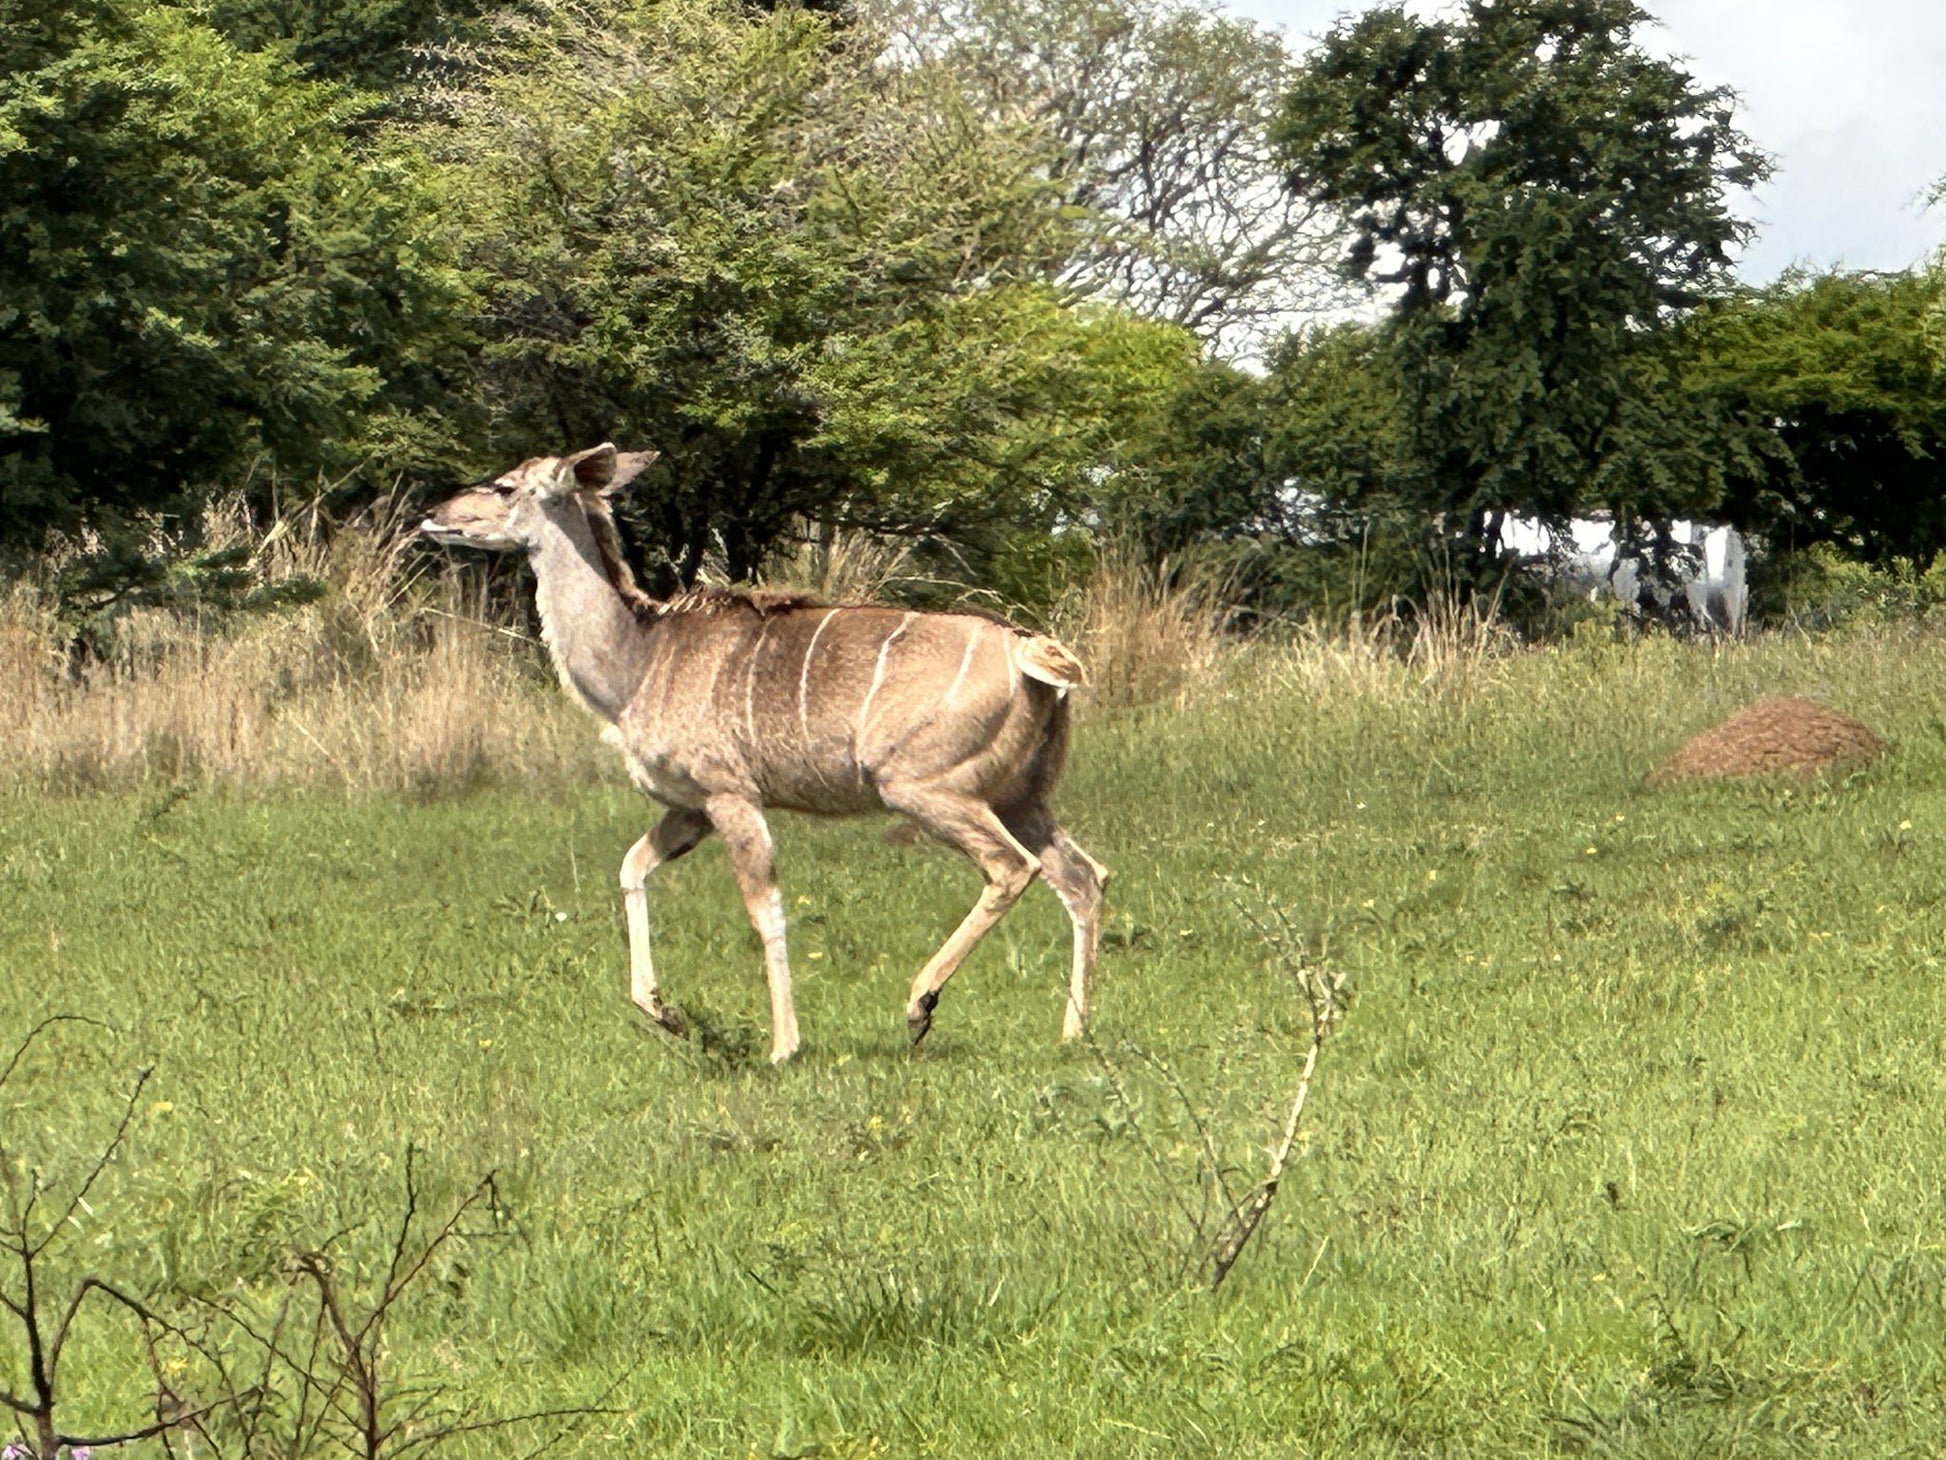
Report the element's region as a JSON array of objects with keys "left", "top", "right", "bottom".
[
  {"left": 596, "top": 449, "right": 659, "bottom": 498},
  {"left": 554, "top": 443, "right": 618, "bottom": 496}
]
